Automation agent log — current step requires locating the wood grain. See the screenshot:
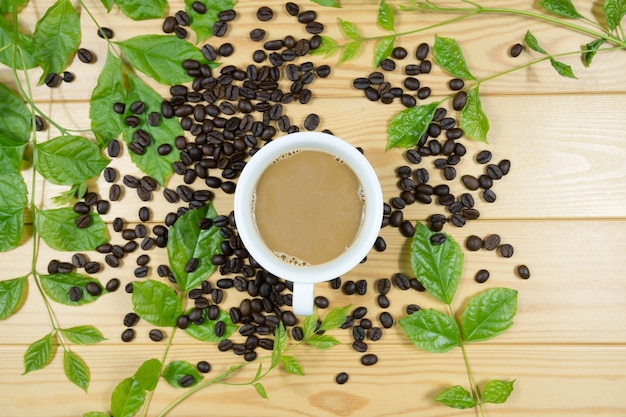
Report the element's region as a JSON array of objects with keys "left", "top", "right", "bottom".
[{"left": 1, "top": 1, "right": 625, "bottom": 416}]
